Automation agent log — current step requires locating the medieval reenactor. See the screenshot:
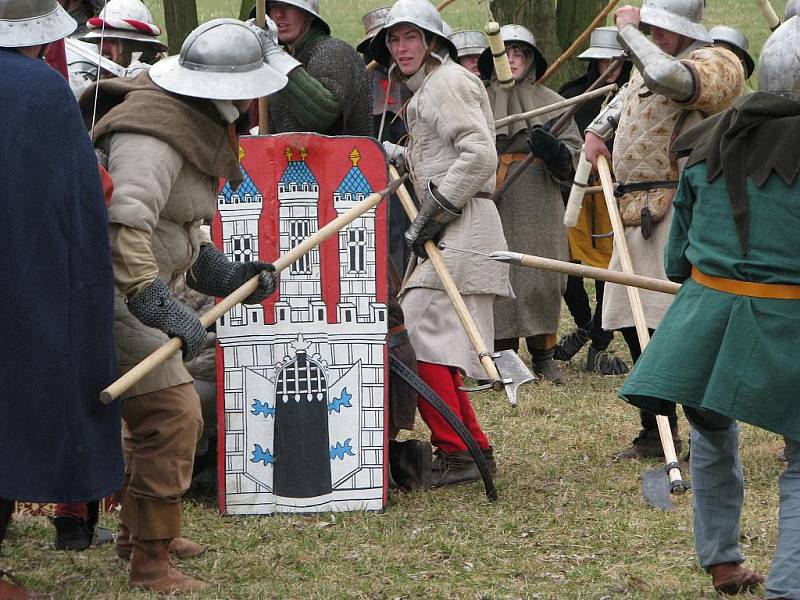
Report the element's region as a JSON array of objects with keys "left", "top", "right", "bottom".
[
  {"left": 0, "top": 1, "right": 123, "bottom": 597},
  {"left": 708, "top": 26, "right": 755, "bottom": 84},
  {"left": 80, "top": 0, "right": 167, "bottom": 74},
  {"left": 620, "top": 18, "right": 800, "bottom": 596},
  {"left": 554, "top": 27, "right": 632, "bottom": 376},
  {"left": 79, "top": 19, "right": 287, "bottom": 593},
  {"left": 254, "top": 0, "right": 372, "bottom": 136},
  {"left": 449, "top": 30, "right": 488, "bottom": 79},
  {"left": 371, "top": 0, "right": 512, "bottom": 487},
  {"left": 479, "top": 25, "right": 582, "bottom": 384},
  {"left": 584, "top": 0, "right": 744, "bottom": 459}
]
